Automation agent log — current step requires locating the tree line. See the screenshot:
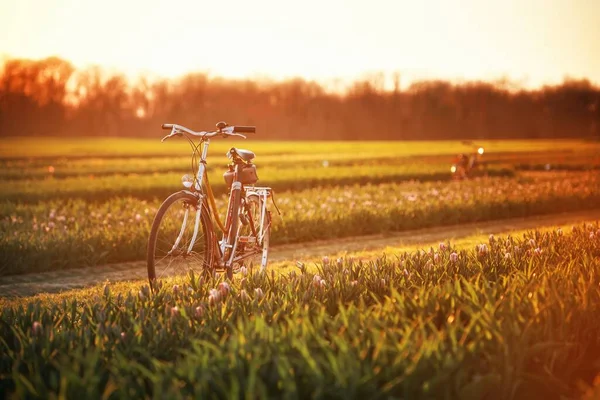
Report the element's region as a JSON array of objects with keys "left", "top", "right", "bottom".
[{"left": 1, "top": 56, "right": 598, "bottom": 140}]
